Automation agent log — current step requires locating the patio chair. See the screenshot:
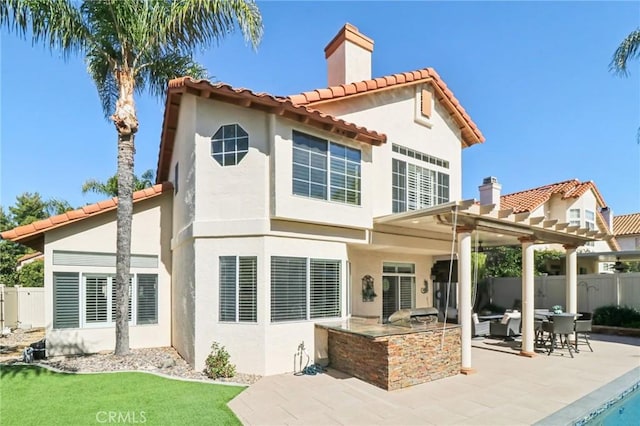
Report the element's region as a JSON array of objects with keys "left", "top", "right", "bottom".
[
  {"left": 543, "top": 315, "right": 575, "bottom": 358},
  {"left": 574, "top": 316, "right": 593, "bottom": 353},
  {"left": 490, "top": 312, "right": 521, "bottom": 339},
  {"left": 472, "top": 313, "right": 490, "bottom": 337}
]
